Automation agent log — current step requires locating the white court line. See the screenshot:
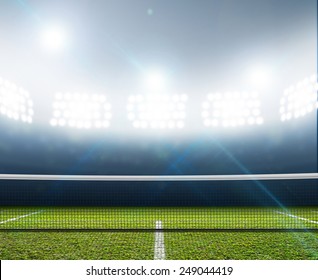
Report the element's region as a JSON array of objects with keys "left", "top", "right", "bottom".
[
  {"left": 154, "top": 220, "right": 165, "bottom": 260},
  {"left": 275, "top": 211, "right": 318, "bottom": 225},
  {"left": 0, "top": 210, "right": 43, "bottom": 225}
]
